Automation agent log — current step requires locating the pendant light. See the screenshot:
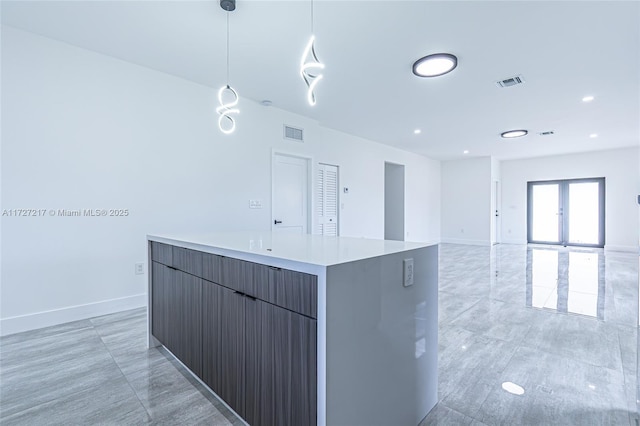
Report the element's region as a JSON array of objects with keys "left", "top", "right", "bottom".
[
  {"left": 216, "top": 0, "right": 239, "bottom": 134},
  {"left": 300, "top": 0, "right": 324, "bottom": 106}
]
